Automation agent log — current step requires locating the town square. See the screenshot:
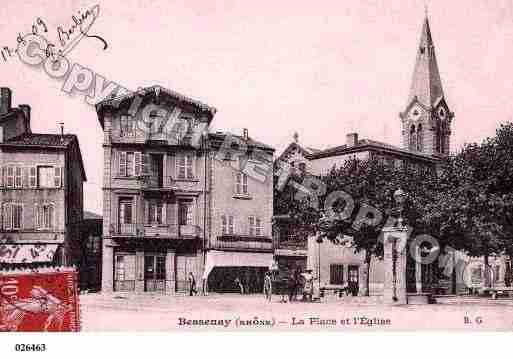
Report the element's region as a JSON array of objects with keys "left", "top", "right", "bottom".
[{"left": 1, "top": 1, "right": 513, "bottom": 342}]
